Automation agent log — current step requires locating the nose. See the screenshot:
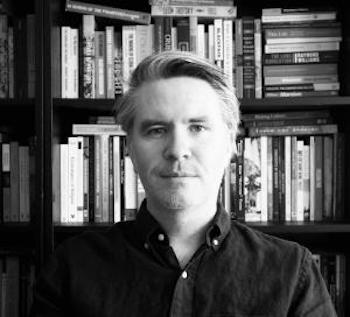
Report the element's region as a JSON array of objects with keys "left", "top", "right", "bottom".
[{"left": 163, "top": 127, "right": 191, "bottom": 161}]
